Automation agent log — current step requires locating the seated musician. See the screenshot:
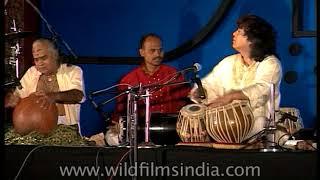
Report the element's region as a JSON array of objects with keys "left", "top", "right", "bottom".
[
  {"left": 107, "top": 33, "right": 191, "bottom": 145},
  {"left": 4, "top": 38, "right": 87, "bottom": 145},
  {"left": 189, "top": 15, "right": 283, "bottom": 142}
]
